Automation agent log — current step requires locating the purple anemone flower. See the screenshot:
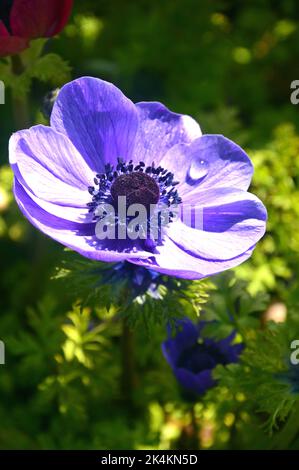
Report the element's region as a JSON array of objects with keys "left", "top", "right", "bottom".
[
  {"left": 162, "top": 318, "right": 243, "bottom": 395},
  {"left": 9, "top": 77, "right": 267, "bottom": 279}
]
